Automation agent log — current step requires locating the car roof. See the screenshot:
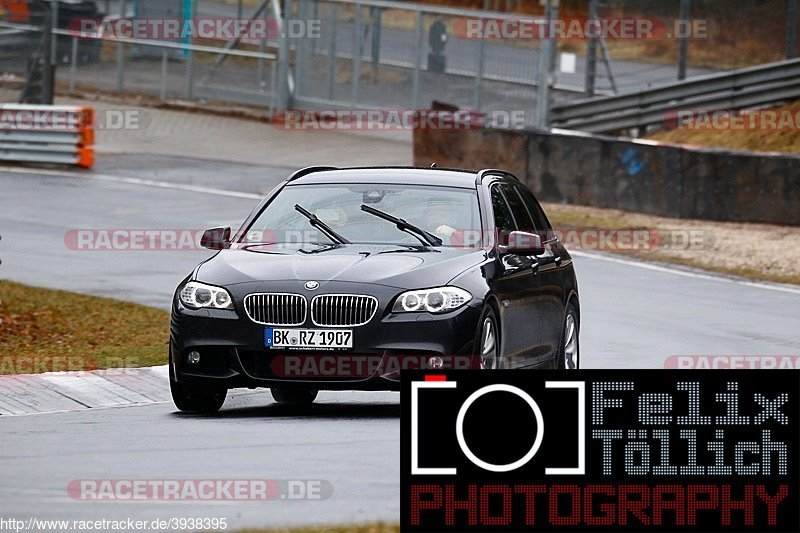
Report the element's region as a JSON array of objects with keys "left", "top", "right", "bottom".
[{"left": 287, "top": 167, "right": 482, "bottom": 188}]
